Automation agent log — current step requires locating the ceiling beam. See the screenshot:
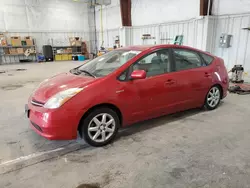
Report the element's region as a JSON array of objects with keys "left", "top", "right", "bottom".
[
  {"left": 120, "top": 0, "right": 132, "bottom": 26},
  {"left": 200, "top": 0, "right": 213, "bottom": 16}
]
